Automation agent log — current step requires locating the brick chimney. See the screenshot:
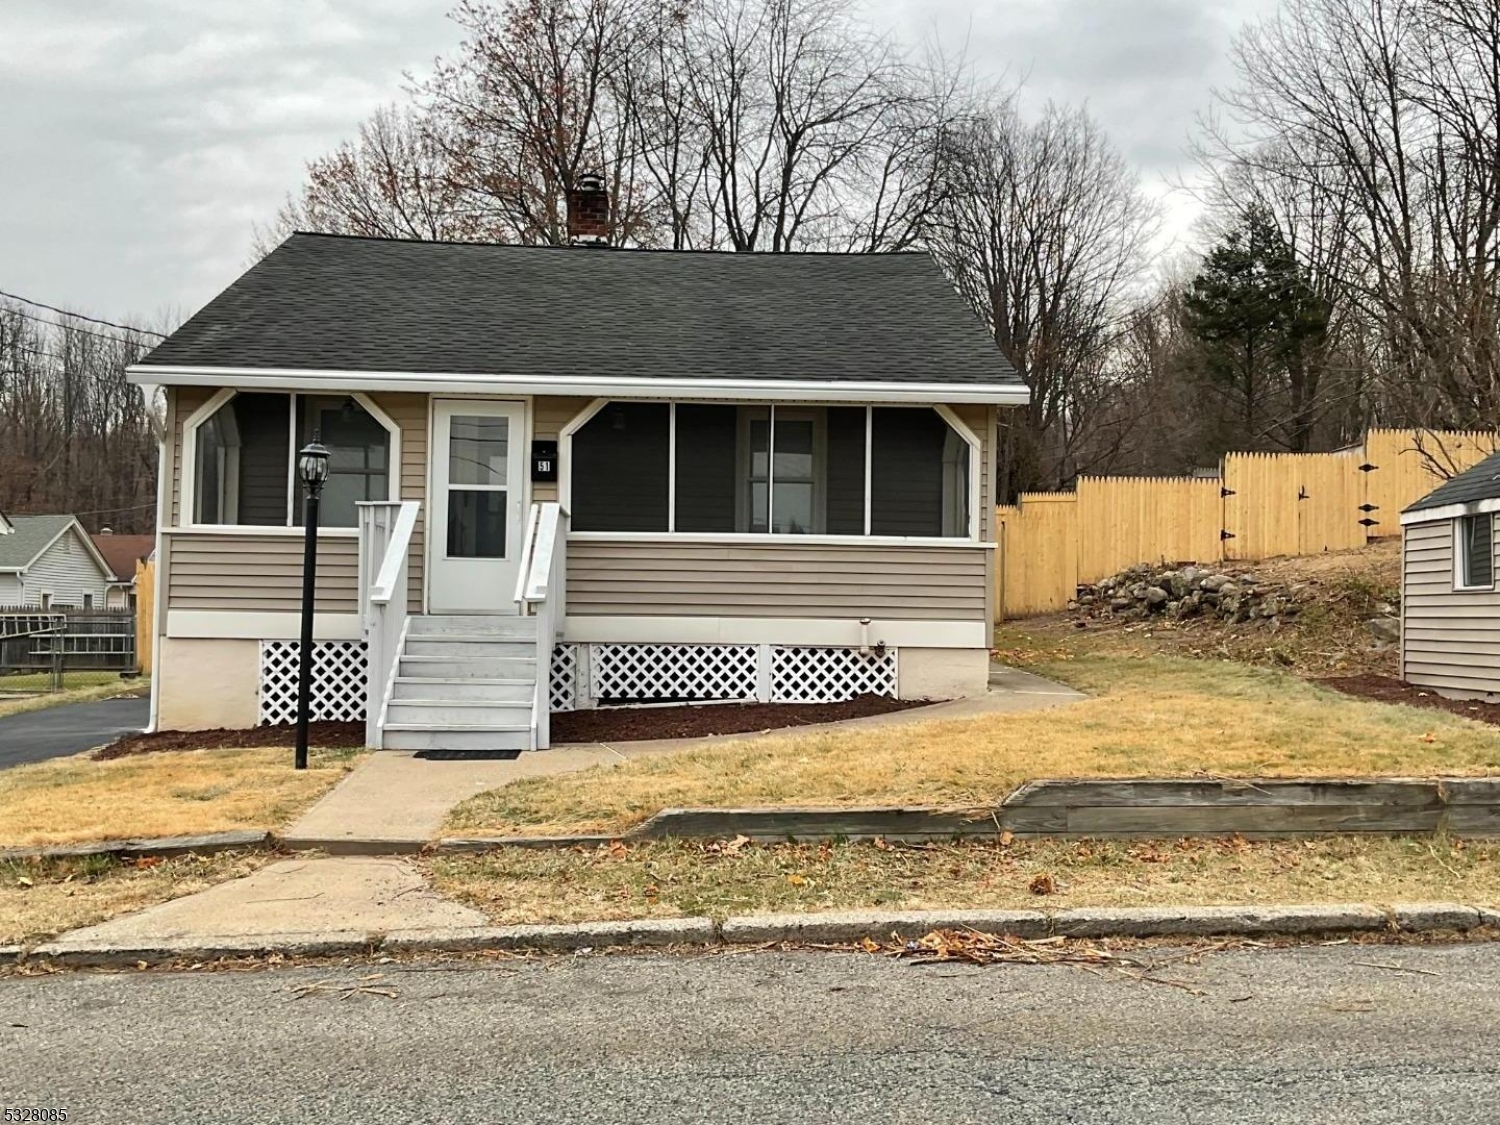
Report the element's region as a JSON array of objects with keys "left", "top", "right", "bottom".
[{"left": 566, "top": 172, "right": 609, "bottom": 246}]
